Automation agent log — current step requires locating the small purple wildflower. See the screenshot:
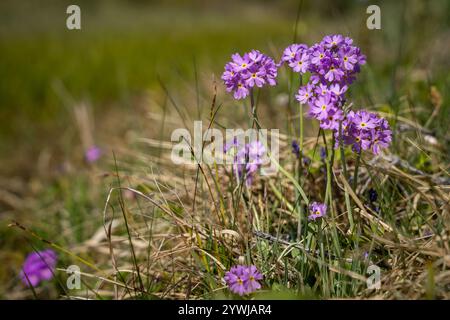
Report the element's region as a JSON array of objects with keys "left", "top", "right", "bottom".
[
  {"left": 222, "top": 50, "right": 278, "bottom": 100},
  {"left": 368, "top": 188, "right": 378, "bottom": 203},
  {"left": 20, "top": 249, "right": 57, "bottom": 287},
  {"left": 363, "top": 251, "right": 369, "bottom": 260},
  {"left": 295, "top": 83, "right": 314, "bottom": 104},
  {"left": 302, "top": 156, "right": 311, "bottom": 166},
  {"left": 292, "top": 140, "right": 300, "bottom": 159},
  {"left": 85, "top": 145, "right": 102, "bottom": 163},
  {"left": 224, "top": 265, "right": 263, "bottom": 296},
  {"left": 319, "top": 146, "right": 327, "bottom": 161},
  {"left": 308, "top": 202, "right": 327, "bottom": 221},
  {"left": 223, "top": 136, "right": 238, "bottom": 153},
  {"left": 233, "top": 140, "right": 266, "bottom": 185}
]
